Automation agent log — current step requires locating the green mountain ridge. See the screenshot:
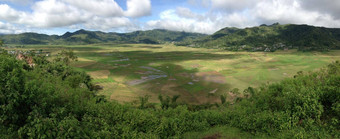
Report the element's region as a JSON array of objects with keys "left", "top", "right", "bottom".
[
  {"left": 182, "top": 23, "right": 340, "bottom": 51},
  {"left": 0, "top": 29, "right": 207, "bottom": 45},
  {"left": 2, "top": 24, "right": 340, "bottom": 52}
]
